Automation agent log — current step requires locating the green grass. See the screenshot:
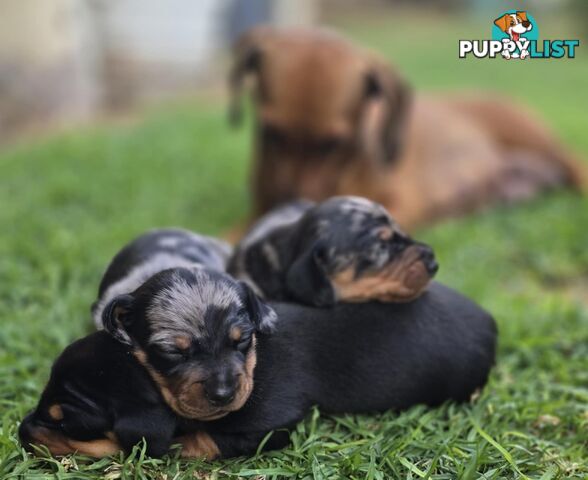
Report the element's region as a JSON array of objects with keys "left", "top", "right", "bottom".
[{"left": 1, "top": 10, "right": 587, "bottom": 480}]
